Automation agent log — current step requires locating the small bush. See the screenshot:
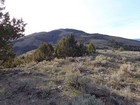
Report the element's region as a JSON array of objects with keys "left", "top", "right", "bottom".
[
  {"left": 66, "top": 75, "right": 98, "bottom": 95},
  {"left": 86, "top": 42, "right": 96, "bottom": 55},
  {"left": 33, "top": 43, "right": 54, "bottom": 62},
  {"left": 118, "top": 47, "right": 124, "bottom": 52},
  {"left": 1, "top": 60, "right": 15, "bottom": 68},
  {"left": 1, "top": 57, "right": 24, "bottom": 68},
  {"left": 95, "top": 55, "right": 106, "bottom": 62}
]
